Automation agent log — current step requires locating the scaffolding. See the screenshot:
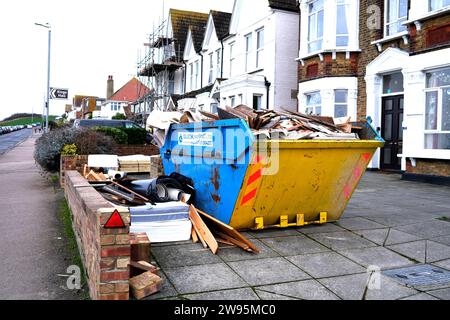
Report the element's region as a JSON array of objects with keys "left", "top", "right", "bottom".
[{"left": 136, "top": 16, "right": 185, "bottom": 126}]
